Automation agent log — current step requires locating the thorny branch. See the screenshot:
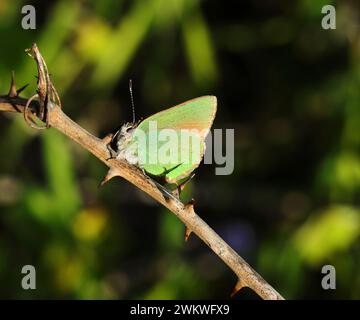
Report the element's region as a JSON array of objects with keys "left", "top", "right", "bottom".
[{"left": 0, "top": 44, "right": 284, "bottom": 300}]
